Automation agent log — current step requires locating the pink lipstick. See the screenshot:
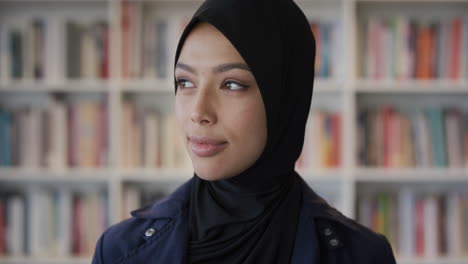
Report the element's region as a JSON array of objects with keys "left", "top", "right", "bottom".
[{"left": 189, "top": 136, "right": 228, "bottom": 157}]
